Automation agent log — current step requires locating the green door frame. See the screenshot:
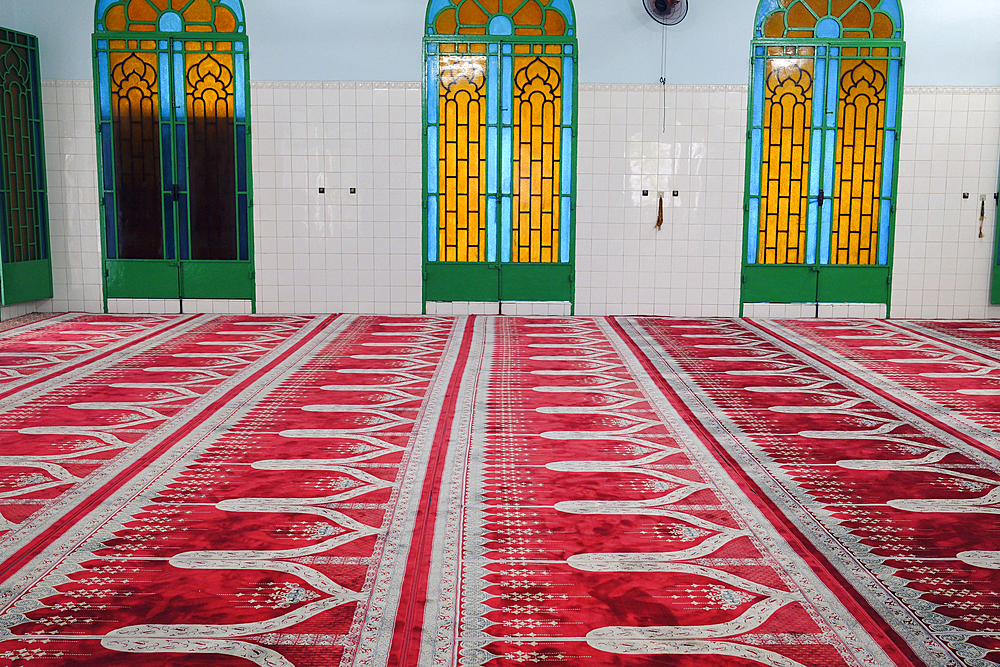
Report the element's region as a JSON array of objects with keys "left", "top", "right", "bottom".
[
  {"left": 93, "top": 28, "right": 255, "bottom": 311},
  {"left": 992, "top": 185, "right": 1000, "bottom": 305},
  {"left": 421, "top": 31, "right": 578, "bottom": 313},
  {"left": 740, "top": 37, "right": 904, "bottom": 317},
  {"left": 0, "top": 28, "right": 53, "bottom": 307}
]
